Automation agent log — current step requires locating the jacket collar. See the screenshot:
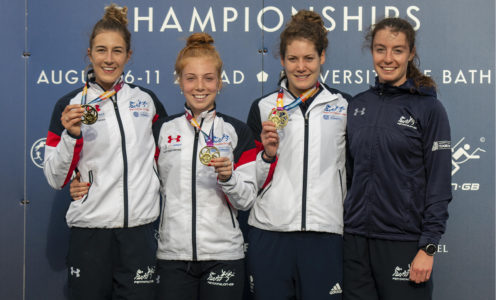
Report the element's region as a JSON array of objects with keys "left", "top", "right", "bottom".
[
  {"left": 184, "top": 103, "right": 217, "bottom": 121},
  {"left": 372, "top": 77, "right": 437, "bottom": 97}
]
